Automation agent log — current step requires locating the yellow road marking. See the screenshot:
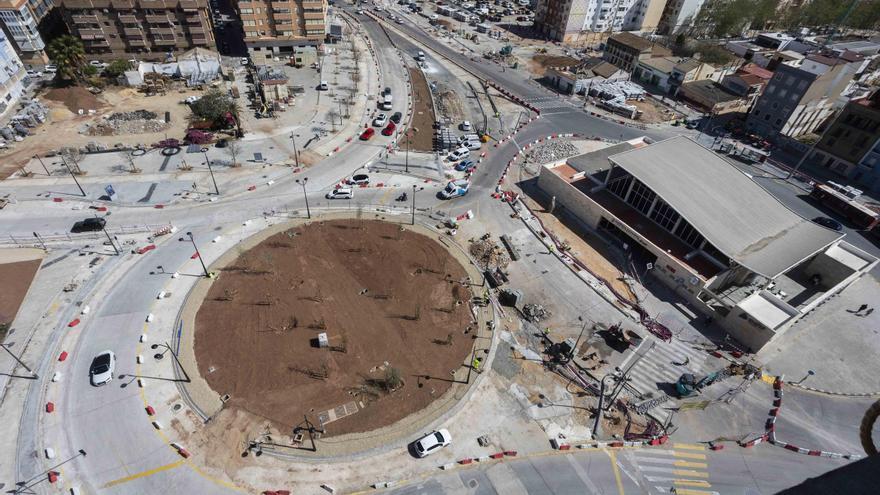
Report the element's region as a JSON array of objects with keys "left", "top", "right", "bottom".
[
  {"left": 761, "top": 373, "right": 776, "bottom": 384},
  {"left": 608, "top": 449, "right": 625, "bottom": 495},
  {"left": 673, "top": 469, "right": 709, "bottom": 478},
  {"left": 674, "top": 460, "right": 708, "bottom": 468},
  {"left": 102, "top": 459, "right": 186, "bottom": 488},
  {"left": 673, "top": 443, "right": 706, "bottom": 451},
  {"left": 673, "top": 451, "right": 707, "bottom": 460},
  {"left": 675, "top": 489, "right": 716, "bottom": 495},
  {"left": 674, "top": 479, "right": 712, "bottom": 488}
]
